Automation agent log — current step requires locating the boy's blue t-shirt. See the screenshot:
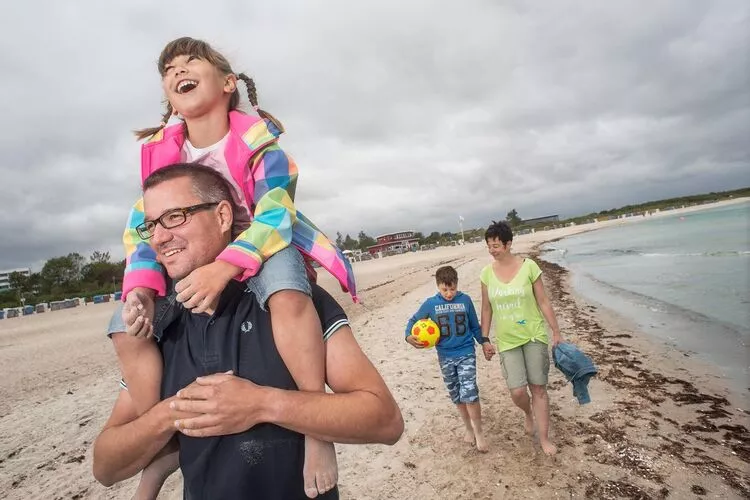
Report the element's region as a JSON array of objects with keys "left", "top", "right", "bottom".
[{"left": 405, "top": 291, "right": 482, "bottom": 359}]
